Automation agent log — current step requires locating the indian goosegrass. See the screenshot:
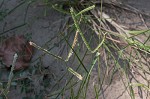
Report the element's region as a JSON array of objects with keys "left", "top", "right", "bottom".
[{"left": 47, "top": 2, "right": 150, "bottom": 99}]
